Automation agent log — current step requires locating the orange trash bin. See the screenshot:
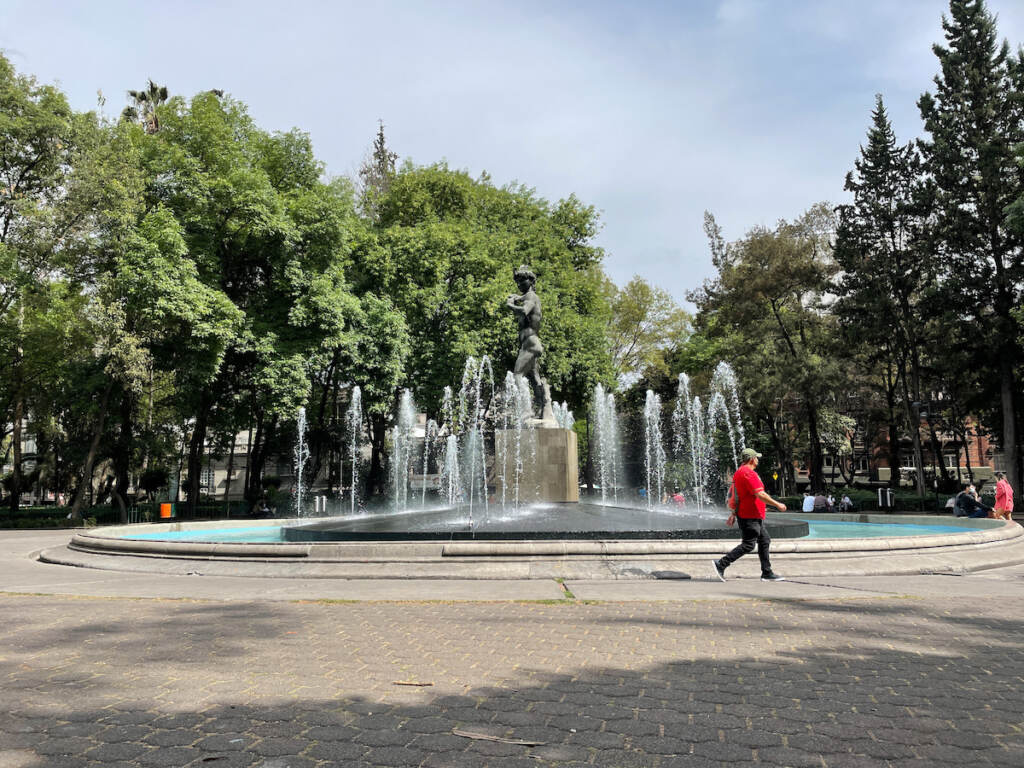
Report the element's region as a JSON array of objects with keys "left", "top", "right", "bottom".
[{"left": 159, "top": 503, "right": 173, "bottom": 519}]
